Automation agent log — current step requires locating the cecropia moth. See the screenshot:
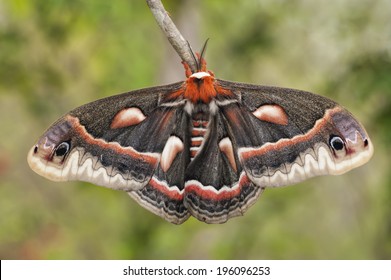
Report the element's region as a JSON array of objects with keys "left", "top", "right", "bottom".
[{"left": 28, "top": 53, "right": 373, "bottom": 224}]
